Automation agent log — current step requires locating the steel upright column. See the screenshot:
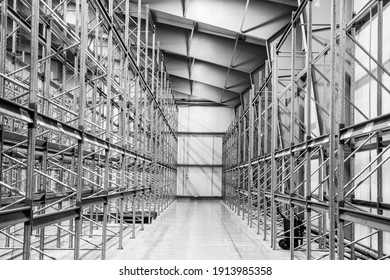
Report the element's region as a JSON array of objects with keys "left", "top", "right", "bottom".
[
  {"left": 0, "top": 0, "right": 8, "bottom": 208},
  {"left": 119, "top": 0, "right": 131, "bottom": 250},
  {"left": 140, "top": 5, "right": 150, "bottom": 231},
  {"left": 263, "top": 62, "right": 270, "bottom": 240},
  {"left": 349, "top": 21, "right": 357, "bottom": 261},
  {"left": 304, "top": 0, "right": 313, "bottom": 260},
  {"left": 158, "top": 70, "right": 164, "bottom": 215},
  {"left": 43, "top": 0, "right": 52, "bottom": 116},
  {"left": 376, "top": 0, "right": 384, "bottom": 259},
  {"left": 101, "top": 0, "right": 114, "bottom": 260},
  {"left": 23, "top": 0, "right": 40, "bottom": 260},
  {"left": 74, "top": 0, "right": 88, "bottom": 260},
  {"left": 0, "top": 0, "right": 8, "bottom": 98},
  {"left": 118, "top": 153, "right": 125, "bottom": 249},
  {"left": 329, "top": 0, "right": 338, "bottom": 260},
  {"left": 248, "top": 86, "right": 254, "bottom": 227},
  {"left": 151, "top": 36, "right": 157, "bottom": 215},
  {"left": 131, "top": 0, "right": 142, "bottom": 239},
  {"left": 257, "top": 82, "right": 263, "bottom": 234},
  {"left": 337, "top": 0, "right": 347, "bottom": 260},
  {"left": 147, "top": 23, "right": 156, "bottom": 225},
  {"left": 144, "top": 5, "right": 150, "bottom": 81},
  {"left": 289, "top": 12, "right": 297, "bottom": 260},
  {"left": 0, "top": 0, "right": 7, "bottom": 228},
  {"left": 230, "top": 126, "right": 235, "bottom": 210},
  {"left": 271, "top": 45, "right": 278, "bottom": 249},
  {"left": 157, "top": 113, "right": 162, "bottom": 215},
  {"left": 242, "top": 108, "right": 247, "bottom": 221},
  {"left": 237, "top": 108, "right": 242, "bottom": 216},
  {"left": 41, "top": 0, "right": 53, "bottom": 258},
  {"left": 0, "top": 124, "right": 3, "bottom": 208},
  {"left": 39, "top": 139, "right": 49, "bottom": 260}
]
